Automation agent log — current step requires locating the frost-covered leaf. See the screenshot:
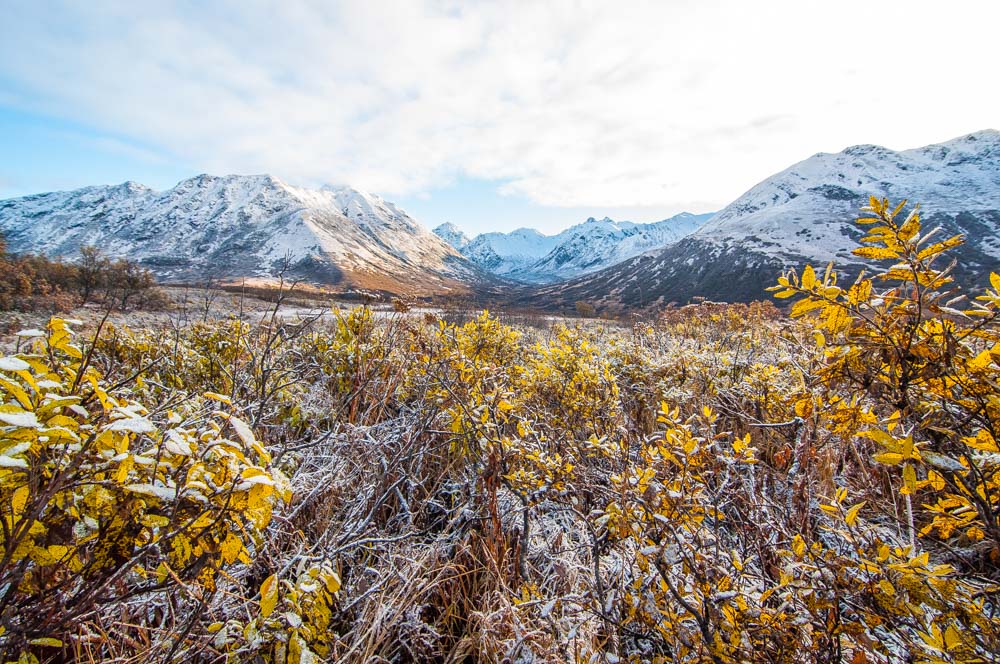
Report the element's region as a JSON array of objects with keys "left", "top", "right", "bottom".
[
  {"left": 228, "top": 414, "right": 256, "bottom": 447},
  {"left": 0, "top": 454, "right": 28, "bottom": 468},
  {"left": 0, "top": 357, "right": 31, "bottom": 372},
  {"left": 107, "top": 416, "right": 156, "bottom": 434},
  {"left": 125, "top": 483, "right": 177, "bottom": 500},
  {"left": 0, "top": 410, "right": 39, "bottom": 428}
]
